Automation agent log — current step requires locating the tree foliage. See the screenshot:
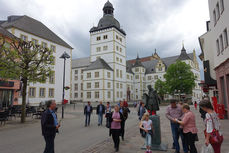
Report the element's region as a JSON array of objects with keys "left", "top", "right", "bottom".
[
  {"left": 154, "top": 79, "right": 167, "bottom": 100},
  {"left": 164, "top": 60, "right": 195, "bottom": 95},
  {"left": 0, "top": 36, "right": 54, "bottom": 123}
]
